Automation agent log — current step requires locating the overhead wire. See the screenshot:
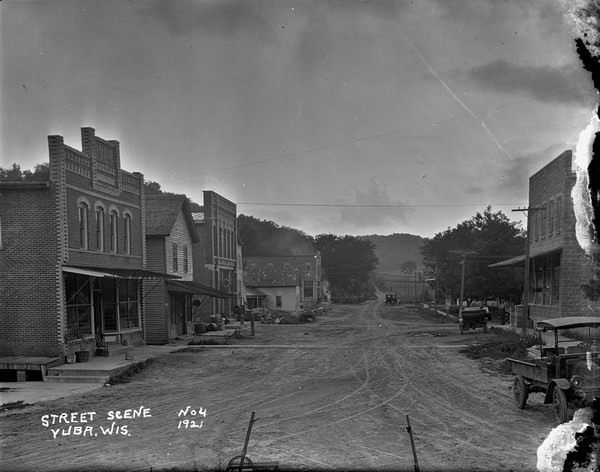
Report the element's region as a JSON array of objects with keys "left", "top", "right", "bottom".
[{"left": 159, "top": 88, "right": 582, "bottom": 182}]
